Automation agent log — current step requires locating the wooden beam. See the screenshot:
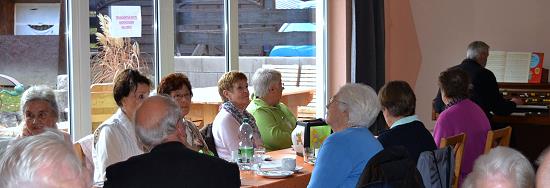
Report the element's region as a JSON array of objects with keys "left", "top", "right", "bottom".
[{"left": 0, "top": 0, "right": 15, "bottom": 35}]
